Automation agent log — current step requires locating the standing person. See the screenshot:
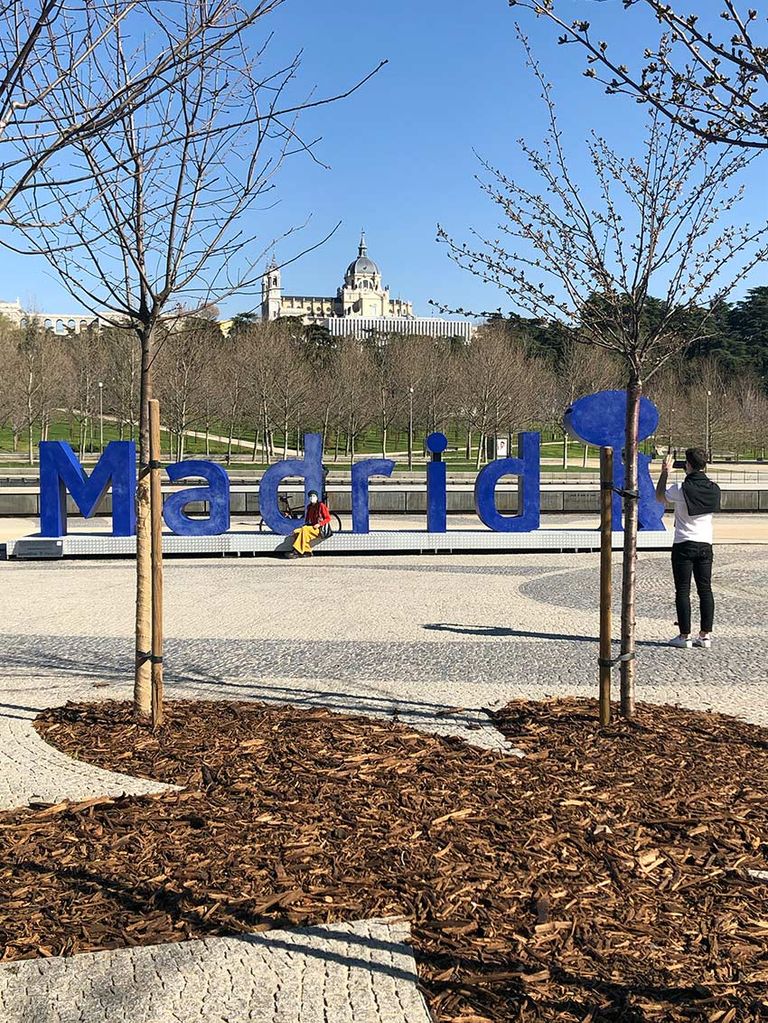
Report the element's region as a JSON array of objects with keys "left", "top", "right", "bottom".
[
  {"left": 288, "top": 489, "right": 331, "bottom": 559},
  {"left": 656, "top": 448, "right": 721, "bottom": 649}
]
